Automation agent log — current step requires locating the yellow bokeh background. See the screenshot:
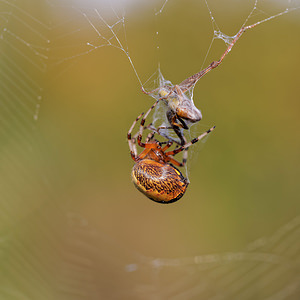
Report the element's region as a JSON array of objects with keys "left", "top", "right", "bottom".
[{"left": 0, "top": 0, "right": 299, "bottom": 299}]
